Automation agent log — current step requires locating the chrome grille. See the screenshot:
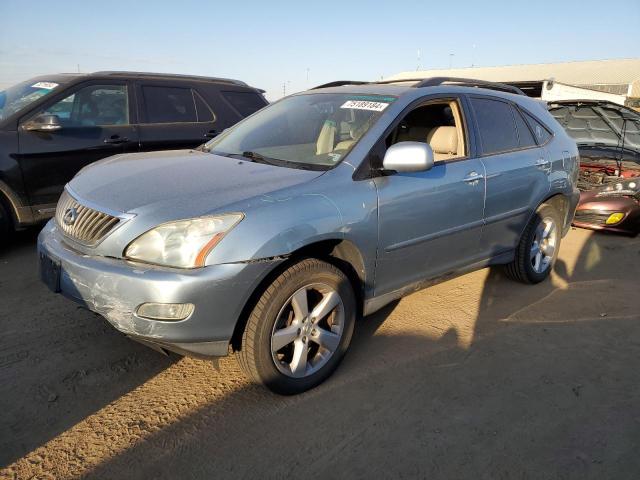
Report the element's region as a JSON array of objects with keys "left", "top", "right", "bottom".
[{"left": 55, "top": 190, "right": 120, "bottom": 245}]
